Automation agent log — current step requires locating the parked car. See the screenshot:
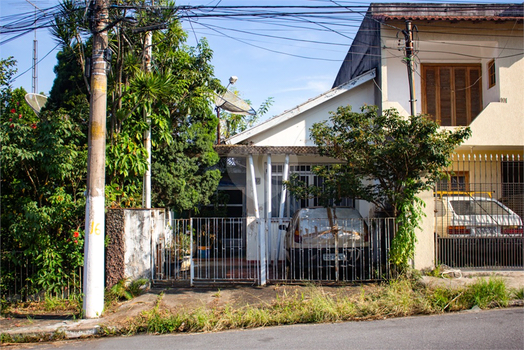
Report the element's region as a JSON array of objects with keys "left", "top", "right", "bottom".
[
  {"left": 435, "top": 194, "right": 523, "bottom": 238},
  {"left": 283, "top": 207, "right": 369, "bottom": 280}
]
